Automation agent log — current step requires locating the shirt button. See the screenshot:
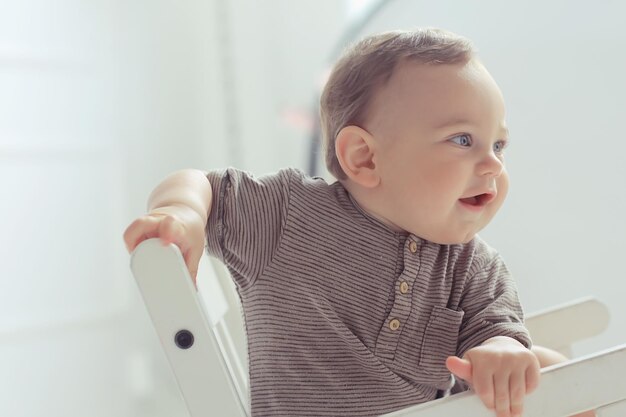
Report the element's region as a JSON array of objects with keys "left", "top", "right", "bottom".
[
  {"left": 400, "top": 281, "right": 409, "bottom": 294},
  {"left": 409, "top": 241, "right": 418, "bottom": 253},
  {"left": 389, "top": 319, "right": 401, "bottom": 331}
]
